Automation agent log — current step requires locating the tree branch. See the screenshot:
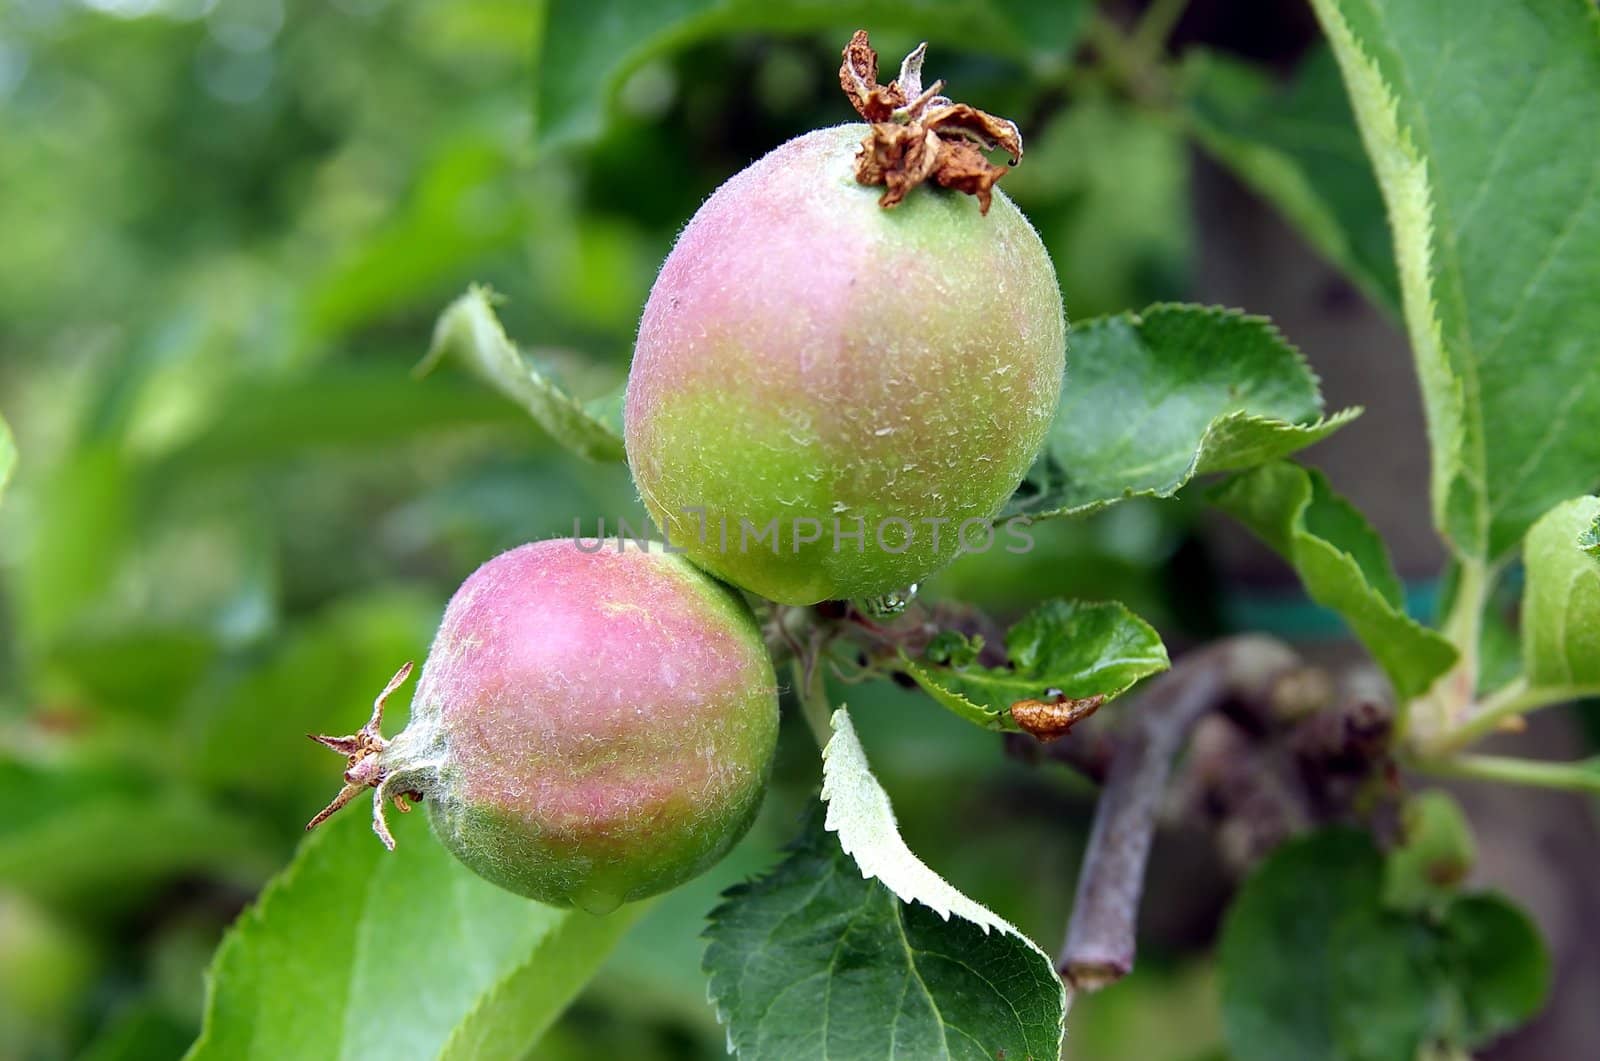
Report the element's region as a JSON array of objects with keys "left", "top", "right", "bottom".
[{"left": 1058, "top": 635, "right": 1301, "bottom": 993}]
